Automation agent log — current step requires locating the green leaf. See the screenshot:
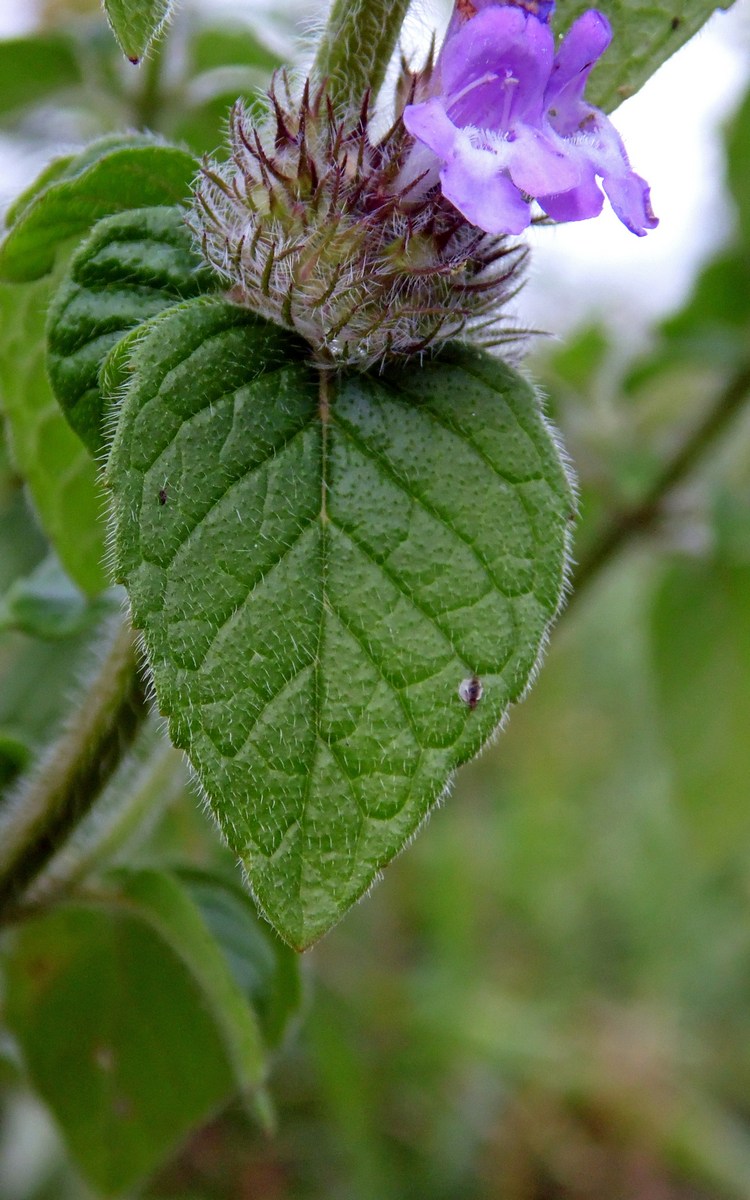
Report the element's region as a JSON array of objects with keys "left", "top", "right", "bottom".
[
  {"left": 4, "top": 867, "right": 268, "bottom": 1195},
  {"left": 189, "top": 26, "right": 282, "bottom": 75},
  {"left": 0, "top": 273, "right": 108, "bottom": 594},
  {"left": 177, "top": 866, "right": 302, "bottom": 1048},
  {"left": 107, "top": 298, "right": 573, "bottom": 948},
  {"left": 4, "top": 136, "right": 152, "bottom": 230},
  {"left": 103, "top": 0, "right": 174, "bottom": 63},
  {"left": 0, "top": 138, "right": 196, "bottom": 282},
  {"left": 47, "top": 205, "right": 216, "bottom": 454},
  {"left": 0, "top": 556, "right": 119, "bottom": 639},
  {"left": 106, "top": 868, "right": 268, "bottom": 1096},
  {"left": 0, "top": 35, "right": 82, "bottom": 119},
  {"left": 555, "top": 2, "right": 733, "bottom": 112}
]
